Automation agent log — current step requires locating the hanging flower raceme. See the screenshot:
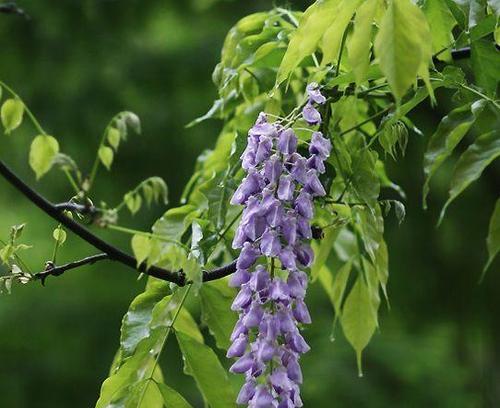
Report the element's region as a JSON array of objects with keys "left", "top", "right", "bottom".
[{"left": 228, "top": 83, "right": 330, "bottom": 407}]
